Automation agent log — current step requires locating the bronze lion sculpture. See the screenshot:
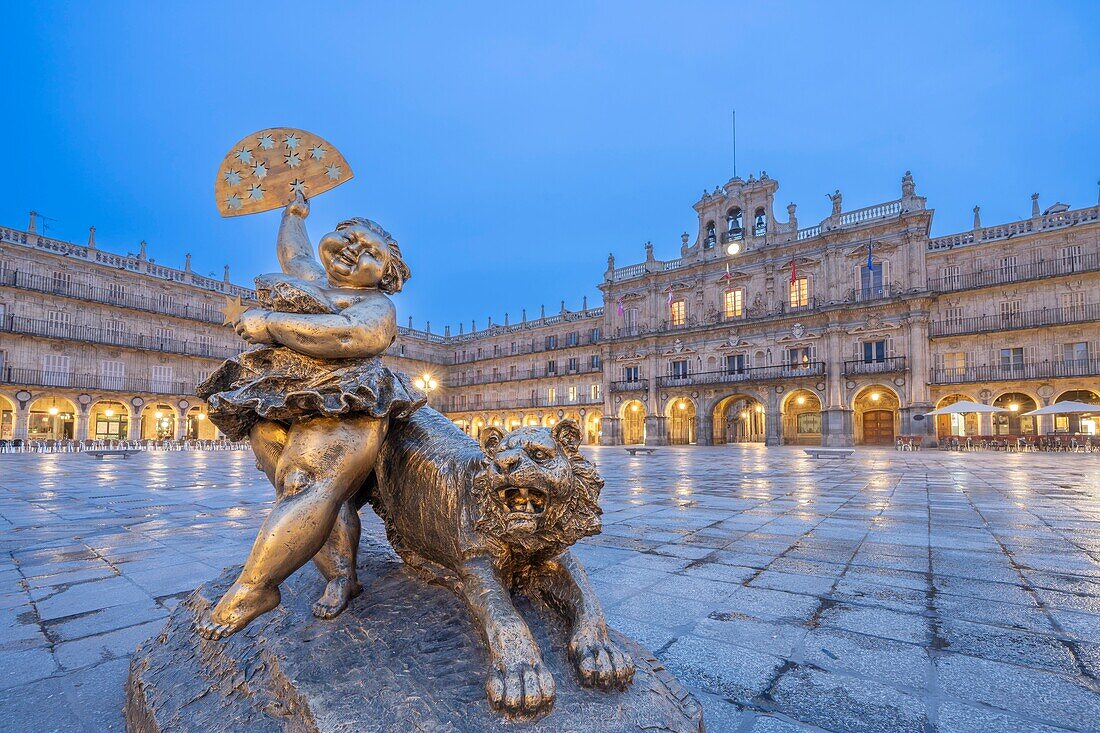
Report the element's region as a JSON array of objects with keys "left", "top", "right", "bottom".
[{"left": 318, "top": 406, "right": 635, "bottom": 716}]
